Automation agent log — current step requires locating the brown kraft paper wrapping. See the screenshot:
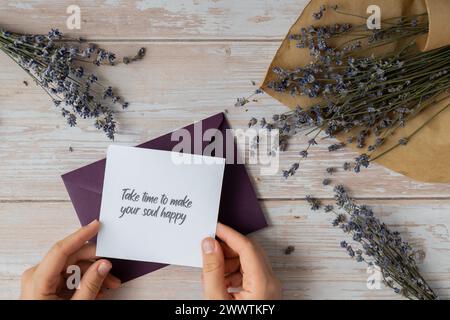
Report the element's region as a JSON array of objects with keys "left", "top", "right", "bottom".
[{"left": 262, "top": 0, "right": 450, "bottom": 183}]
